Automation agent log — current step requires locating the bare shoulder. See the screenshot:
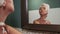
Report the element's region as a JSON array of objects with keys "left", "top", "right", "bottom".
[
  {"left": 33, "top": 19, "right": 39, "bottom": 24},
  {"left": 46, "top": 20, "right": 51, "bottom": 24}
]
